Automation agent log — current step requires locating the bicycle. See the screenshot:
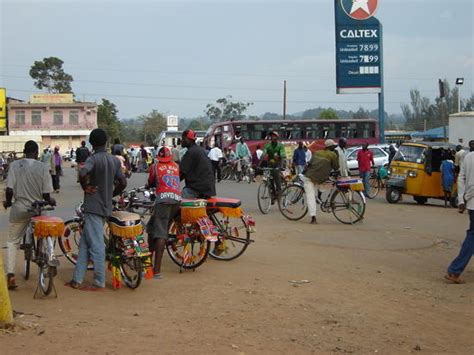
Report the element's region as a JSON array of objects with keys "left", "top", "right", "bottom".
[
  {"left": 366, "top": 166, "right": 382, "bottom": 199},
  {"left": 257, "top": 167, "right": 286, "bottom": 214},
  {"left": 22, "top": 201, "right": 64, "bottom": 297},
  {"left": 59, "top": 203, "right": 152, "bottom": 289},
  {"left": 278, "top": 175, "right": 366, "bottom": 224}
]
